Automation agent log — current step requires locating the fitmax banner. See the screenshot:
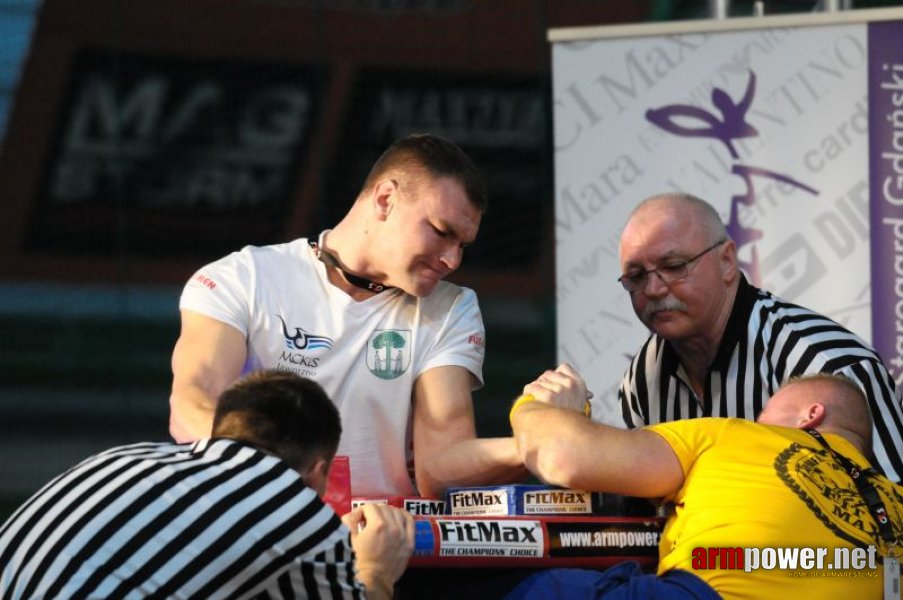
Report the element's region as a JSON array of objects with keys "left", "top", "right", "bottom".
[{"left": 550, "top": 9, "right": 903, "bottom": 424}]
